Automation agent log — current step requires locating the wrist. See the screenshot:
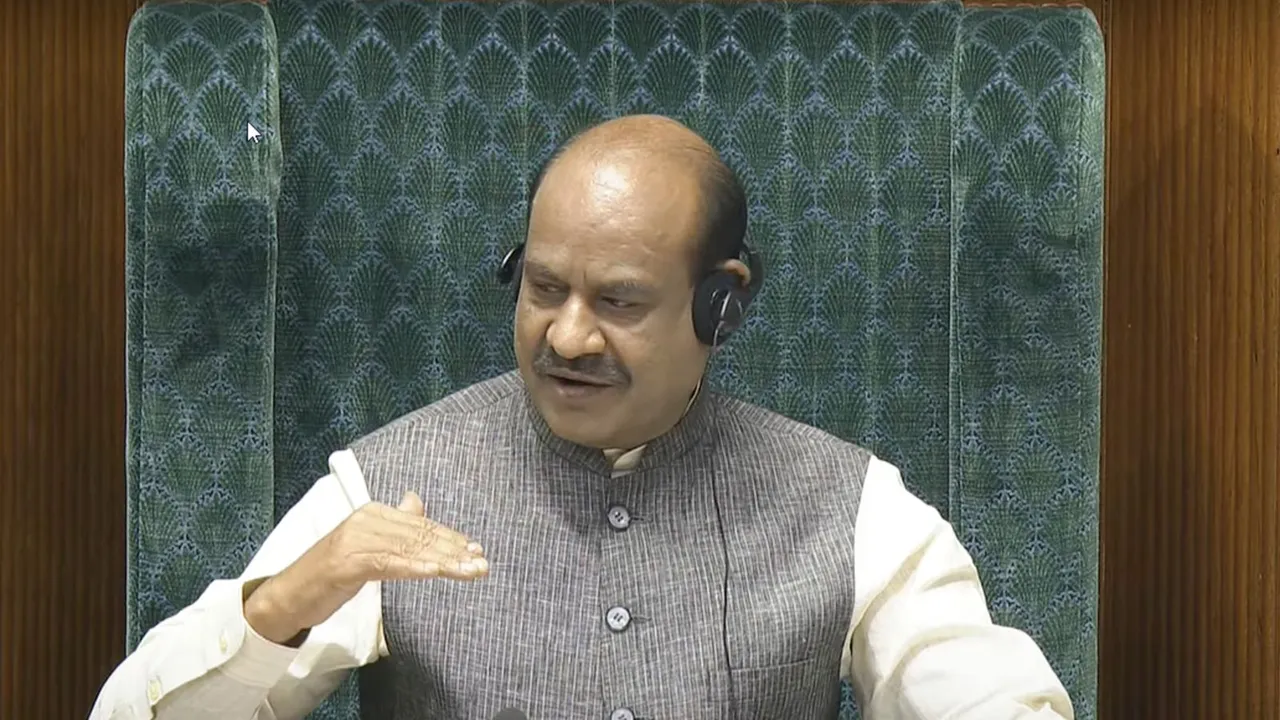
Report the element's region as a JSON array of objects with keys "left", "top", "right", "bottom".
[{"left": 243, "top": 576, "right": 308, "bottom": 647}]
